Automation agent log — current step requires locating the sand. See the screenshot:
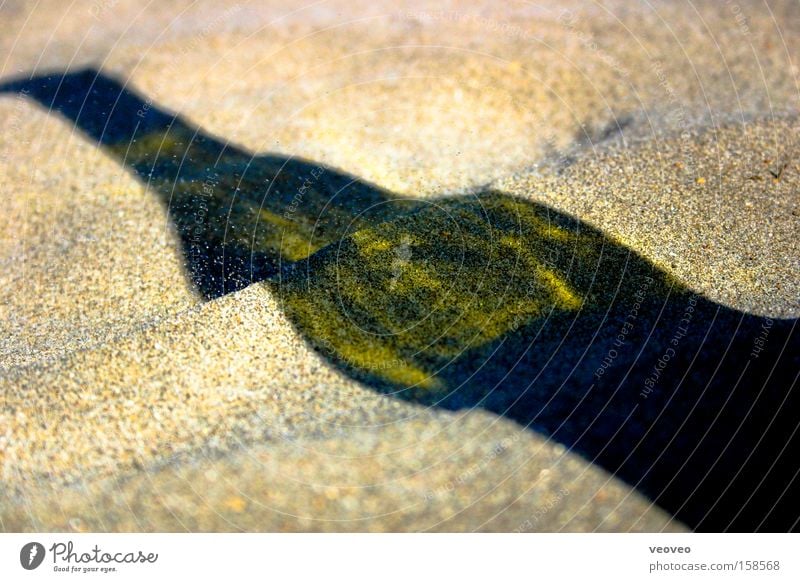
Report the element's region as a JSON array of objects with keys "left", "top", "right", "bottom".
[{"left": 1, "top": 0, "right": 798, "bottom": 531}]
